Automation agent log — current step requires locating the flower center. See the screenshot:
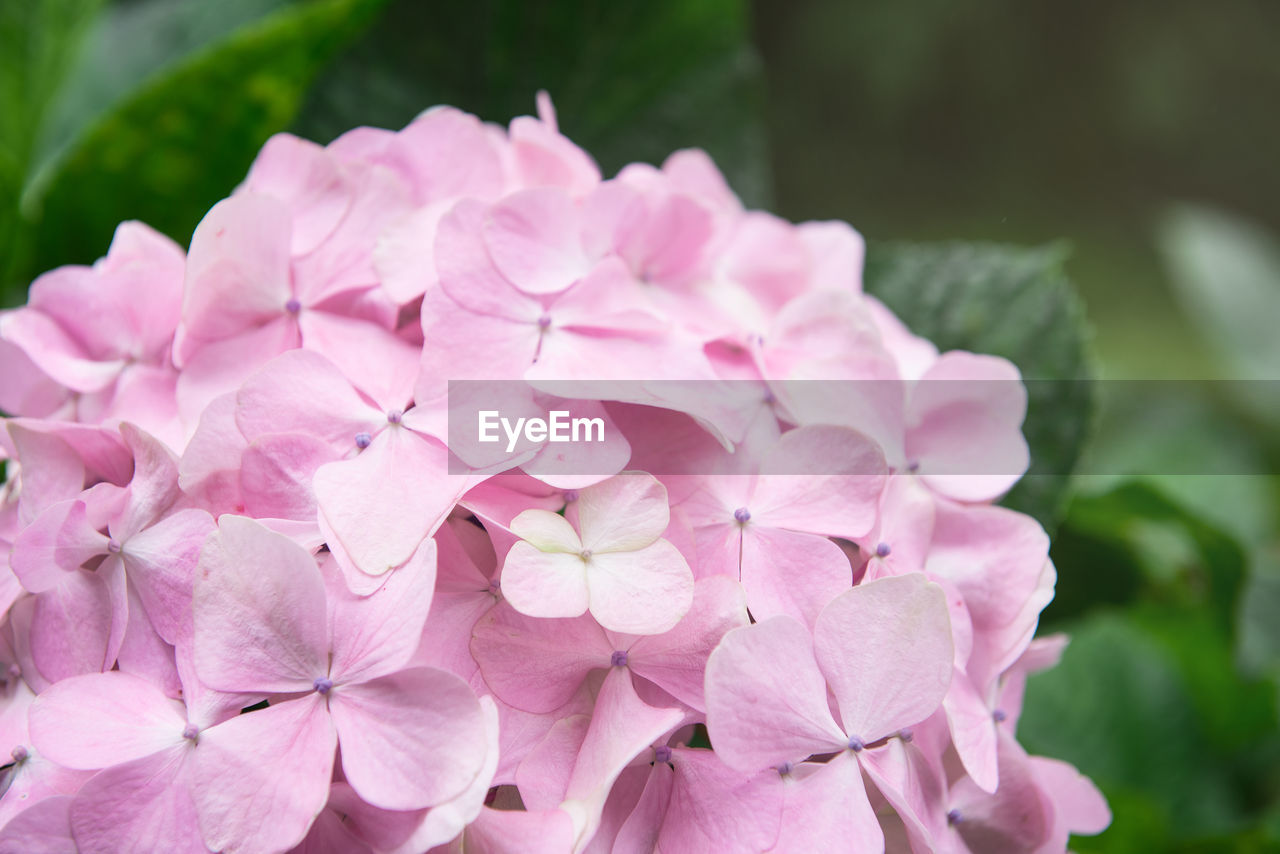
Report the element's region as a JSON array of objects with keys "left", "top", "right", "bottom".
[
  {"left": 875, "top": 542, "right": 891, "bottom": 558},
  {"left": 106, "top": 538, "right": 122, "bottom": 554},
  {"left": 313, "top": 677, "right": 333, "bottom": 695},
  {"left": 355, "top": 432, "right": 372, "bottom": 449},
  {"left": 610, "top": 650, "right": 628, "bottom": 668},
  {"left": 183, "top": 723, "right": 200, "bottom": 741},
  {"left": 285, "top": 298, "right": 302, "bottom": 315},
  {"left": 654, "top": 745, "right": 672, "bottom": 764},
  {"left": 733, "top": 507, "right": 751, "bottom": 524},
  {"left": 847, "top": 735, "right": 865, "bottom": 752}
]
